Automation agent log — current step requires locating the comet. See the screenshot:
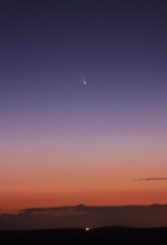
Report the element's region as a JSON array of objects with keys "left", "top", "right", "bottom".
[{"left": 82, "top": 78, "right": 87, "bottom": 86}]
